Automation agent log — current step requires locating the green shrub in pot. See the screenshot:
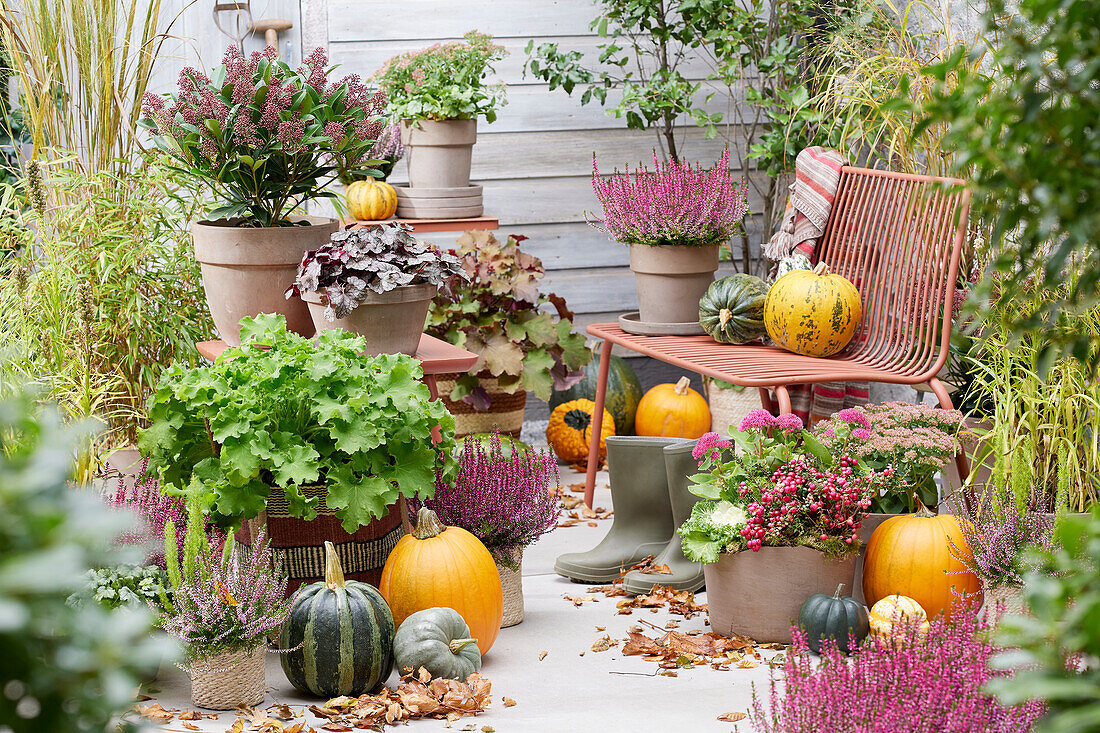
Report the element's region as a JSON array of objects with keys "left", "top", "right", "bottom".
[{"left": 139, "top": 313, "right": 457, "bottom": 531}]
